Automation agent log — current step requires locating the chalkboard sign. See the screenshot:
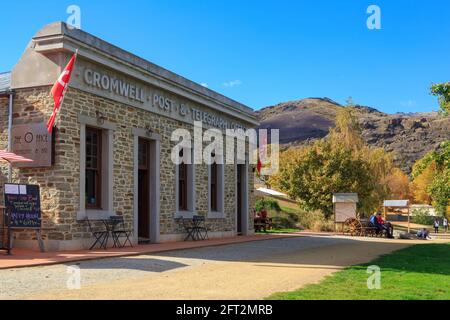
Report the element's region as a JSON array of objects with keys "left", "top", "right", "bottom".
[{"left": 4, "top": 184, "right": 41, "bottom": 229}]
